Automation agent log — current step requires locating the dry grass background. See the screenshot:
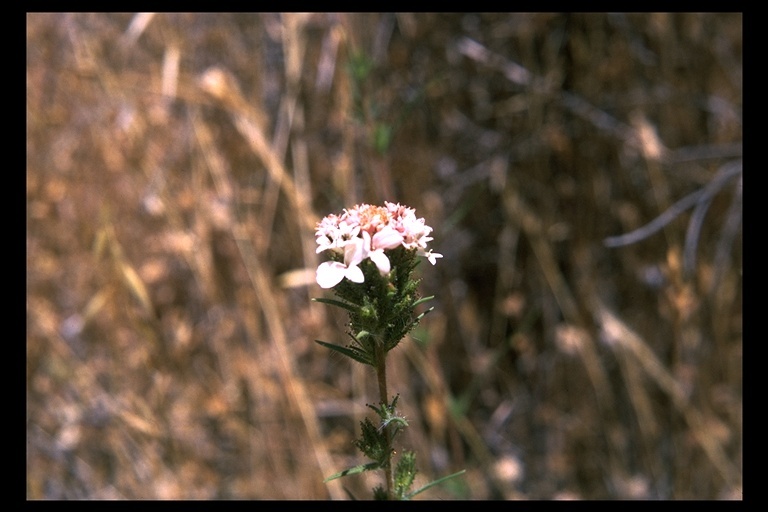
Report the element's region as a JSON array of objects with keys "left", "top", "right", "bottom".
[{"left": 26, "top": 13, "right": 742, "bottom": 500}]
